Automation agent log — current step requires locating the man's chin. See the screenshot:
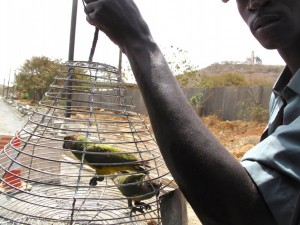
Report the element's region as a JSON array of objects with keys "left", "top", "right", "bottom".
[{"left": 254, "top": 35, "right": 283, "bottom": 50}]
